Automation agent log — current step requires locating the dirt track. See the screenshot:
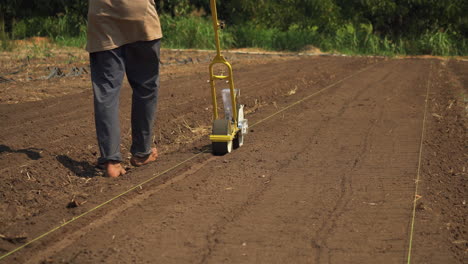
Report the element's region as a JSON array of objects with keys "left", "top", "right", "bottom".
[{"left": 0, "top": 51, "right": 466, "bottom": 263}]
